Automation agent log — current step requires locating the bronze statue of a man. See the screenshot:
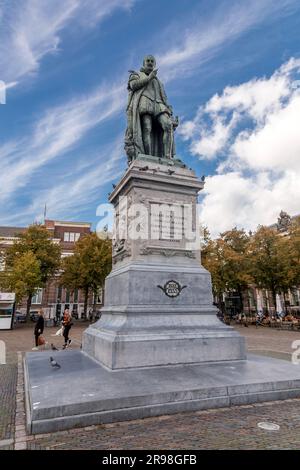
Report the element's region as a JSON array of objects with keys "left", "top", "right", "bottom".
[{"left": 125, "top": 55, "right": 178, "bottom": 163}]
